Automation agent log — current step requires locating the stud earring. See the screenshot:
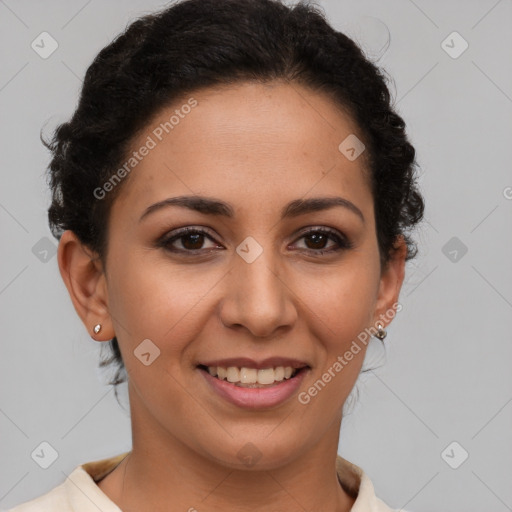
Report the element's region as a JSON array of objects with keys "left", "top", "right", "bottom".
[
  {"left": 93, "top": 324, "right": 102, "bottom": 335},
  {"left": 375, "top": 322, "right": 387, "bottom": 341}
]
